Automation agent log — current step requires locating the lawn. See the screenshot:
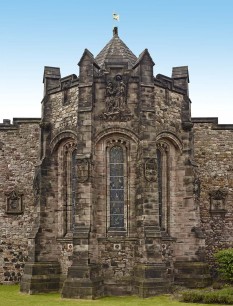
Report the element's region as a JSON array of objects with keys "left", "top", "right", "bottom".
[{"left": 0, "top": 285, "right": 228, "bottom": 306}]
